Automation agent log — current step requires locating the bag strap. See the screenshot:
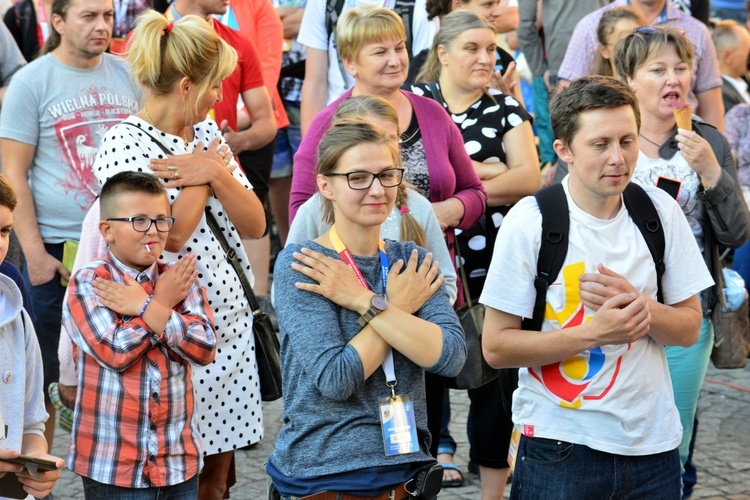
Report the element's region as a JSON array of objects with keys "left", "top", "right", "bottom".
[
  {"left": 427, "top": 81, "right": 444, "bottom": 104},
  {"left": 453, "top": 238, "right": 474, "bottom": 309},
  {"left": 523, "top": 183, "right": 666, "bottom": 332},
  {"left": 393, "top": 0, "right": 415, "bottom": 58},
  {"left": 622, "top": 183, "right": 665, "bottom": 304},
  {"left": 325, "top": 0, "right": 416, "bottom": 73},
  {"left": 324, "top": 0, "right": 346, "bottom": 41},
  {"left": 203, "top": 208, "right": 264, "bottom": 316},
  {"left": 523, "top": 184, "right": 569, "bottom": 332},
  {"left": 121, "top": 121, "right": 264, "bottom": 316},
  {"left": 121, "top": 121, "right": 171, "bottom": 155}
]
